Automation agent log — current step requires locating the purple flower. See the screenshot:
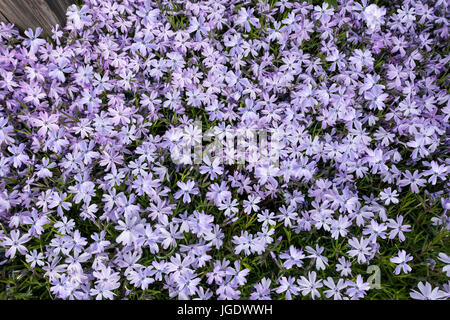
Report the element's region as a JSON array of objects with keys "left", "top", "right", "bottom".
[
  {"left": 0, "top": 0, "right": 447, "bottom": 301},
  {"left": 390, "top": 250, "right": 413, "bottom": 275},
  {"left": 280, "top": 245, "right": 305, "bottom": 269},
  {"left": 347, "top": 237, "right": 372, "bottom": 264},
  {"left": 174, "top": 180, "right": 199, "bottom": 203},
  {"left": 276, "top": 276, "right": 299, "bottom": 300},
  {"left": 297, "top": 271, "right": 323, "bottom": 300},
  {"left": 1, "top": 230, "right": 30, "bottom": 258},
  {"left": 410, "top": 282, "right": 447, "bottom": 300}
]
